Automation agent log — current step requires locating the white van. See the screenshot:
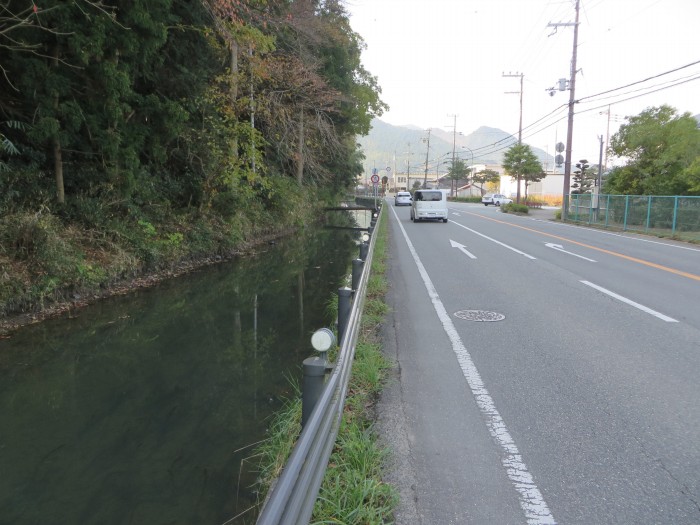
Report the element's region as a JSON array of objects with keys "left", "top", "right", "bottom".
[{"left": 410, "top": 189, "right": 448, "bottom": 223}]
